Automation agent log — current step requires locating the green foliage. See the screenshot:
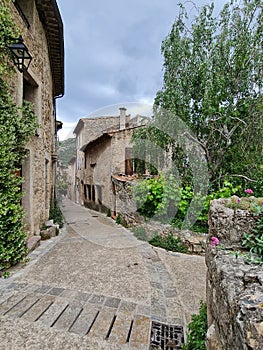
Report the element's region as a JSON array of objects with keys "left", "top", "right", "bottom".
[
  {"left": 1, "top": 271, "right": 10, "bottom": 278},
  {"left": 49, "top": 200, "right": 64, "bottom": 228},
  {"left": 134, "top": 0, "right": 263, "bottom": 194},
  {"left": 149, "top": 232, "right": 188, "bottom": 253},
  {"left": 133, "top": 173, "right": 181, "bottom": 220},
  {"left": 0, "top": 0, "right": 39, "bottom": 271},
  {"left": 133, "top": 176, "right": 164, "bottom": 218},
  {"left": 197, "top": 181, "right": 241, "bottom": 223},
  {"left": 242, "top": 215, "right": 263, "bottom": 264},
  {"left": 134, "top": 173, "right": 239, "bottom": 230},
  {"left": 0, "top": 0, "right": 20, "bottom": 77},
  {"left": 227, "top": 196, "right": 263, "bottom": 211},
  {"left": 183, "top": 302, "right": 208, "bottom": 350},
  {"left": 131, "top": 226, "right": 149, "bottom": 241},
  {"left": 116, "top": 214, "right": 122, "bottom": 224},
  {"left": 0, "top": 78, "right": 38, "bottom": 271}
]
